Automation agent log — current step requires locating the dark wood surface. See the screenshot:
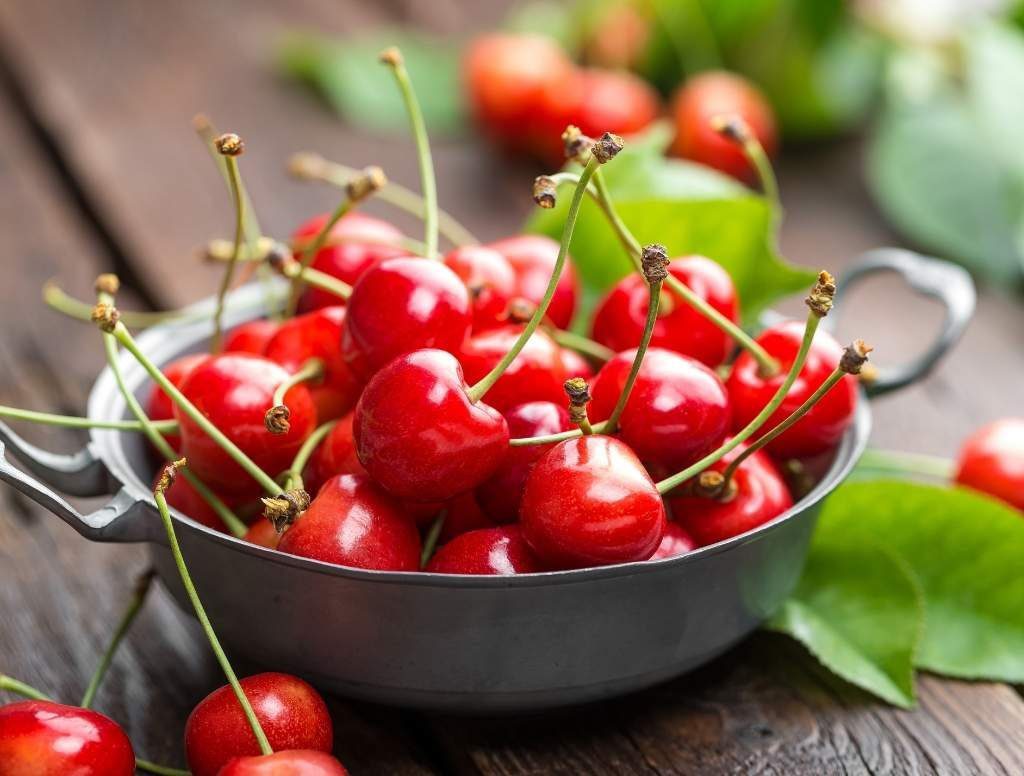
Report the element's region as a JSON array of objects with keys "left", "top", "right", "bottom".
[{"left": 0, "top": 2, "right": 1021, "bottom": 774}]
